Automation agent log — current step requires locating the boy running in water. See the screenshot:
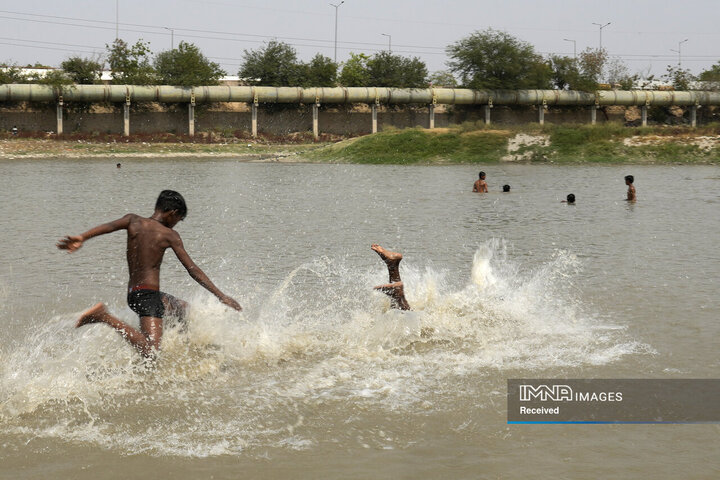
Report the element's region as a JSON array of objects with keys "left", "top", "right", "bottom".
[{"left": 57, "top": 190, "right": 242, "bottom": 358}]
